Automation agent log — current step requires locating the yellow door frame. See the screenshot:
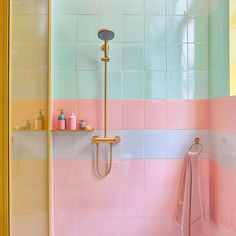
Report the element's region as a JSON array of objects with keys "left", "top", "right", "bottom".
[{"left": 0, "top": 0, "right": 9, "bottom": 235}]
